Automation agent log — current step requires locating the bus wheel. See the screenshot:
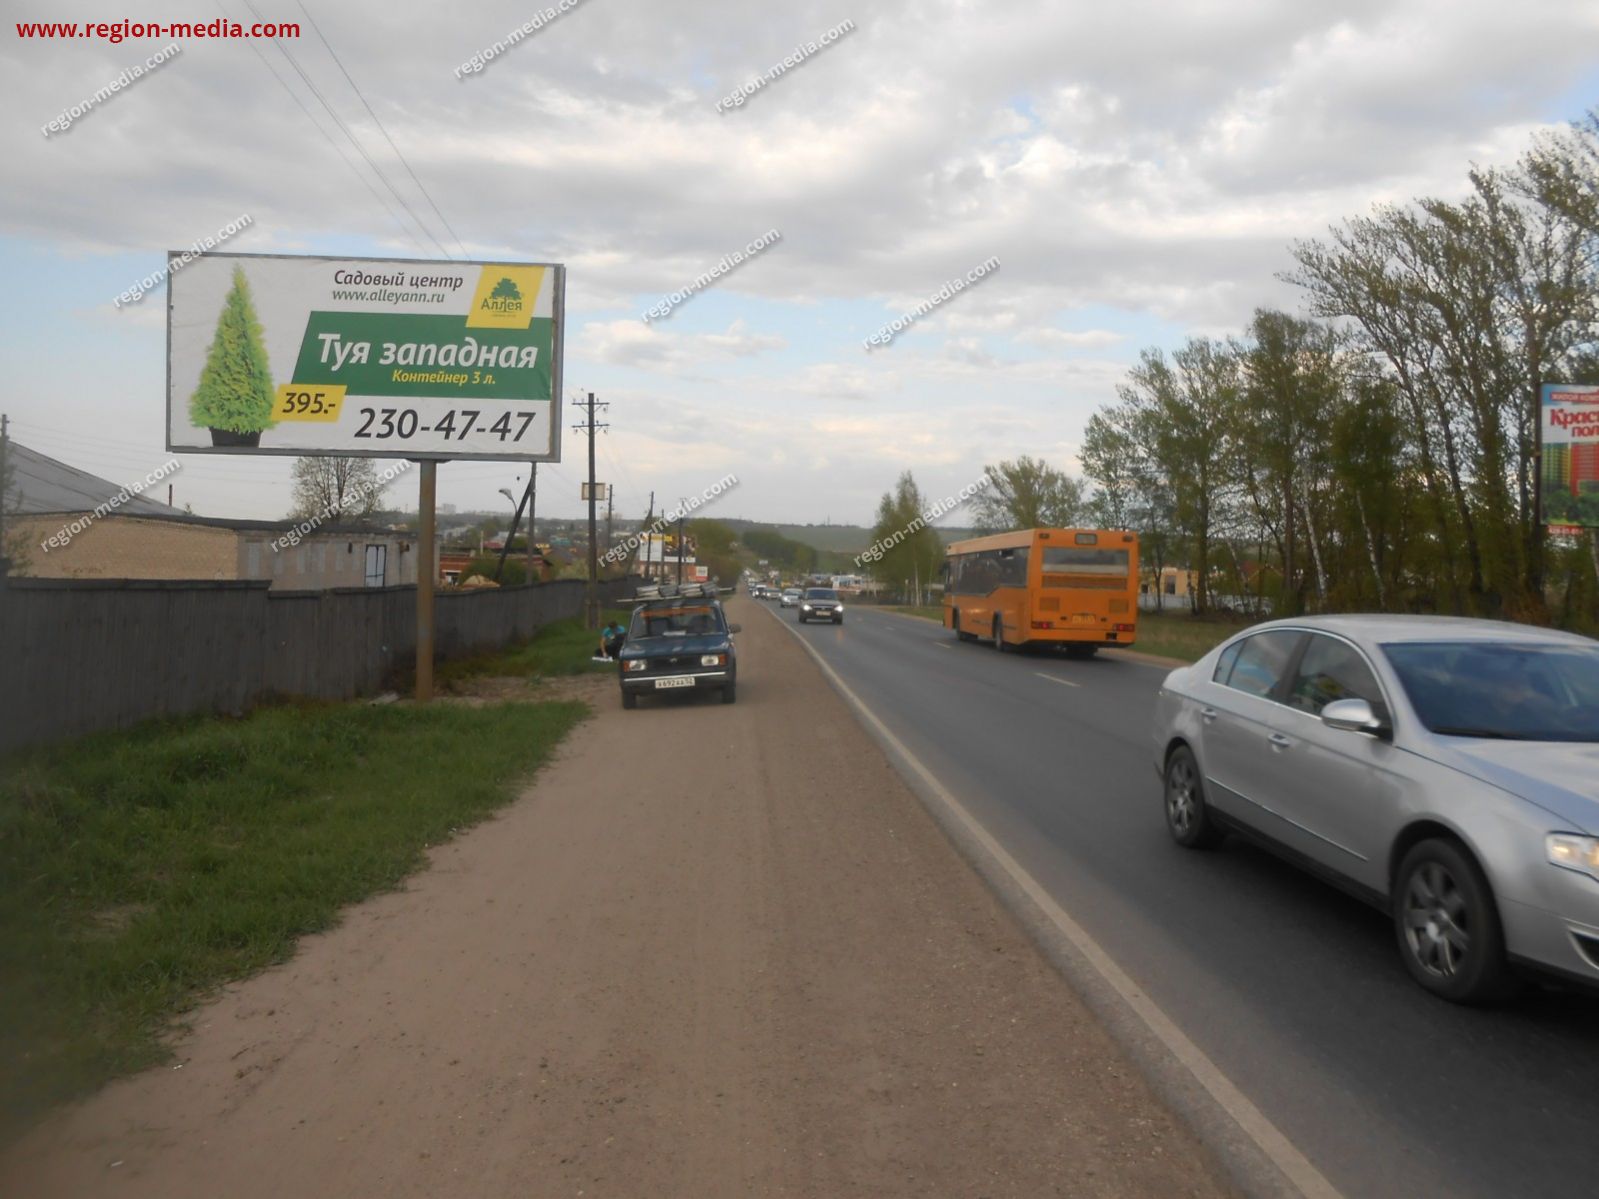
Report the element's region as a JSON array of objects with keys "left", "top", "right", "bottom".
[
  {"left": 993, "top": 617, "right": 1008, "bottom": 652},
  {"left": 953, "top": 610, "right": 976, "bottom": 642}
]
